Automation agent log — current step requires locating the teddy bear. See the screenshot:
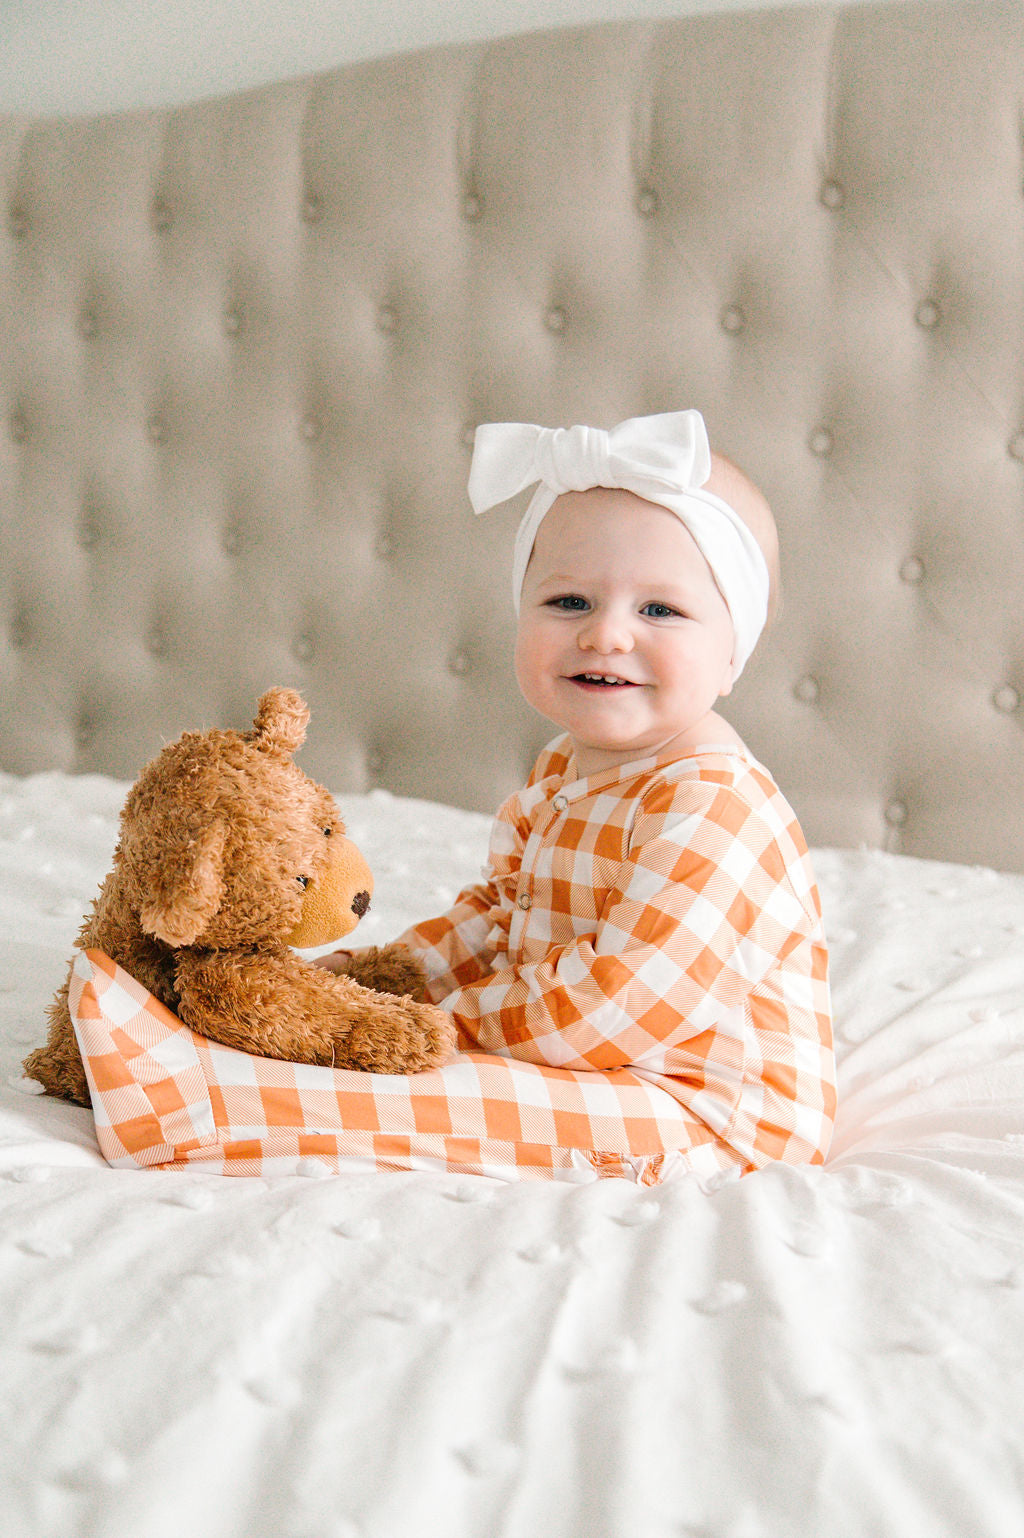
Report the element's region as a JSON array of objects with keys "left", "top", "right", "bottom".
[{"left": 24, "top": 687, "right": 456, "bottom": 1107}]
